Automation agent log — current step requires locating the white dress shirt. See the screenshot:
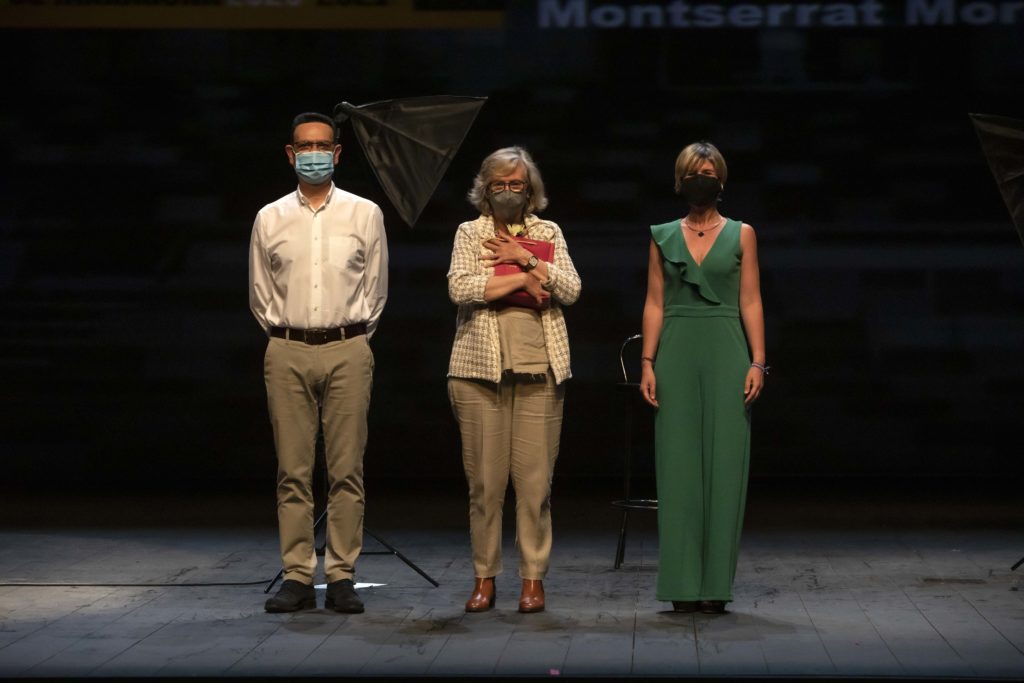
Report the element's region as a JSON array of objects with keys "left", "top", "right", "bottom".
[{"left": 249, "top": 184, "right": 388, "bottom": 338}]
